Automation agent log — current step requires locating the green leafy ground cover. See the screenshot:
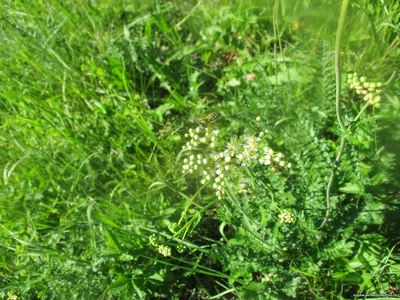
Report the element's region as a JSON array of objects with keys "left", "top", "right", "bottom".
[{"left": 1, "top": 0, "right": 399, "bottom": 299}]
